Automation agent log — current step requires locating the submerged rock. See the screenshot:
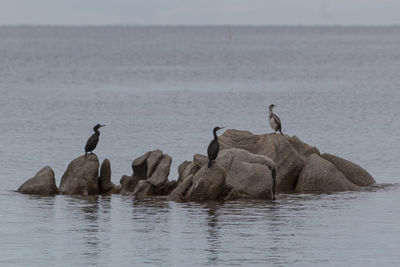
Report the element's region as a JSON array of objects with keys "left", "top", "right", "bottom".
[
  {"left": 321, "top": 153, "right": 376, "bottom": 186},
  {"left": 59, "top": 154, "right": 99, "bottom": 195},
  {"left": 296, "top": 154, "right": 359, "bottom": 192},
  {"left": 18, "top": 166, "right": 59, "bottom": 195}
]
